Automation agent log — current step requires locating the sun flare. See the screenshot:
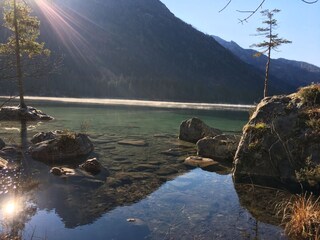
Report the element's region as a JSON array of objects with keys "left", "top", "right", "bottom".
[
  {"left": 2, "top": 199, "right": 21, "bottom": 217},
  {"left": 3, "top": 202, "right": 16, "bottom": 215}
]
